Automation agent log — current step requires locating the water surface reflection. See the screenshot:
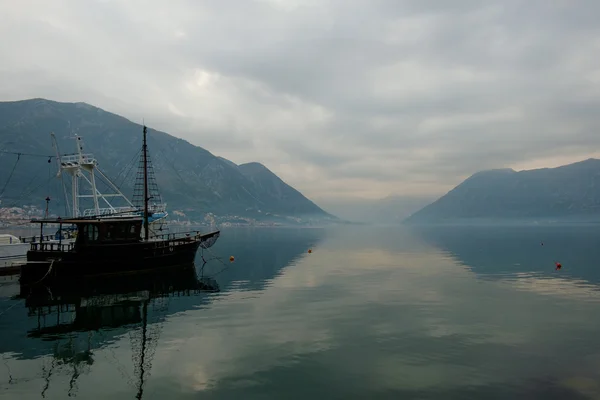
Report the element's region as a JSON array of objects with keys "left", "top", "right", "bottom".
[{"left": 1, "top": 226, "right": 600, "bottom": 399}]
